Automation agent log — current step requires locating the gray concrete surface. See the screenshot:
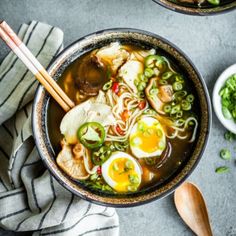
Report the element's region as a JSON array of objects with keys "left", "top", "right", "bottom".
[{"left": 0, "top": 0, "right": 236, "bottom": 235}]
